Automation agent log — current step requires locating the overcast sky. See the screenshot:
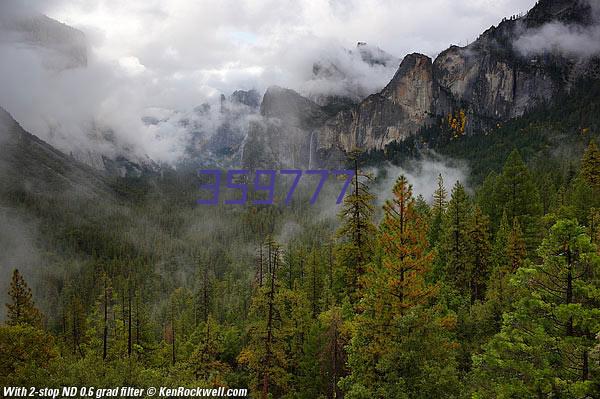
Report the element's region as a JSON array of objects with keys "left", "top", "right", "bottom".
[
  {"left": 39, "top": 0, "right": 537, "bottom": 95},
  {"left": 1, "top": 0, "right": 538, "bottom": 163}
]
